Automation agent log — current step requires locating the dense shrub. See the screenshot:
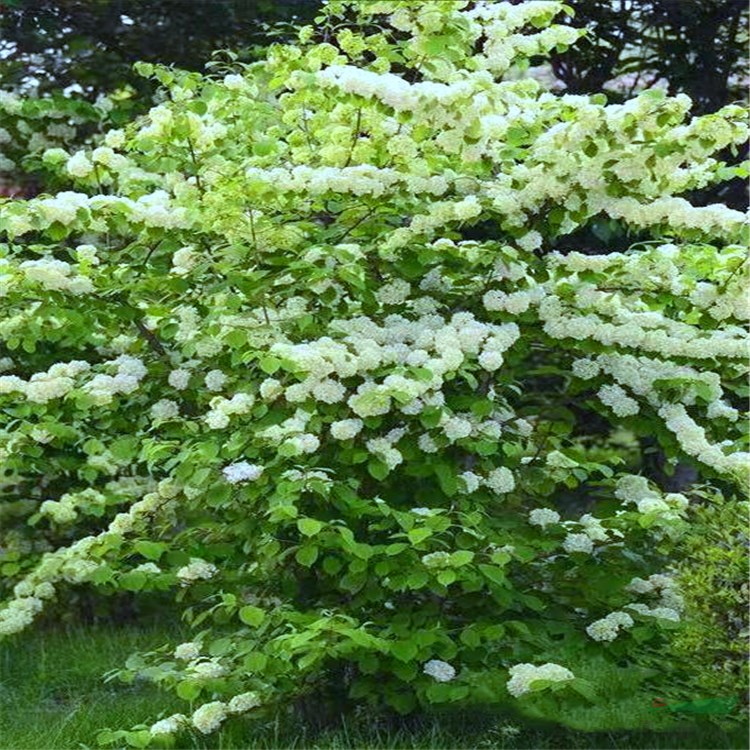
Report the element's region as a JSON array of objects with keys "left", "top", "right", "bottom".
[
  {"left": 672, "top": 498, "right": 749, "bottom": 701},
  {"left": 0, "top": 1, "right": 747, "bottom": 744}
]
